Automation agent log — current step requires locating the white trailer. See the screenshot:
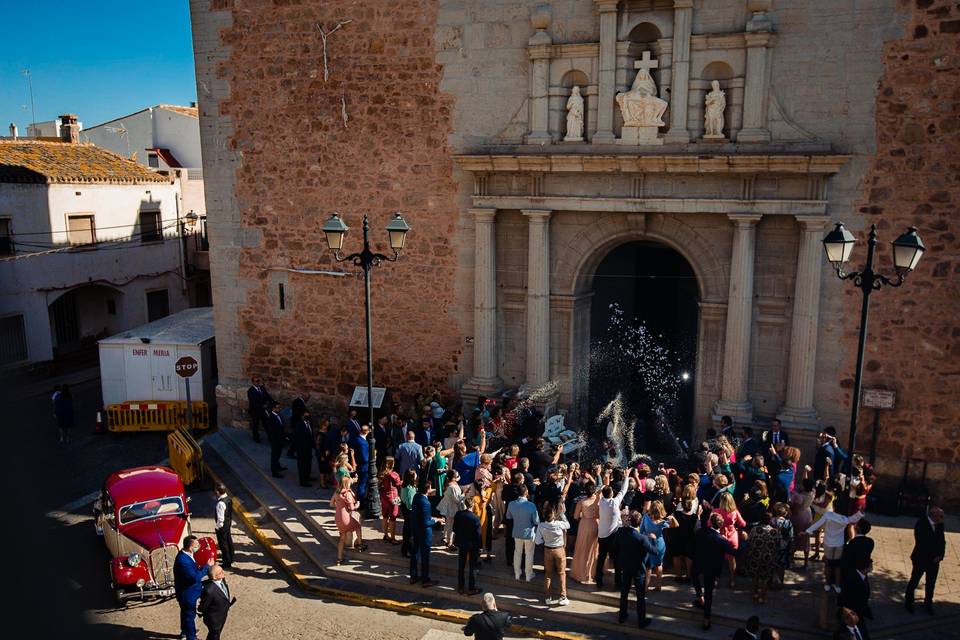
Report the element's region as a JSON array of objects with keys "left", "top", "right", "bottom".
[{"left": 98, "top": 307, "right": 217, "bottom": 407}]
